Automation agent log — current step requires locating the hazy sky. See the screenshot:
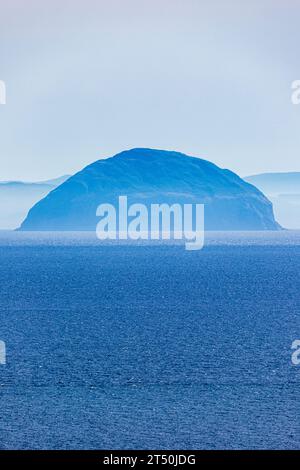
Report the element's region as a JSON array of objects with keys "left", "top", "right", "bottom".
[{"left": 0, "top": 0, "right": 300, "bottom": 181}]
